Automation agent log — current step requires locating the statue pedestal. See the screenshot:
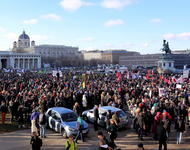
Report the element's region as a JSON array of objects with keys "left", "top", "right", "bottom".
[{"left": 158, "top": 54, "right": 175, "bottom": 72}]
